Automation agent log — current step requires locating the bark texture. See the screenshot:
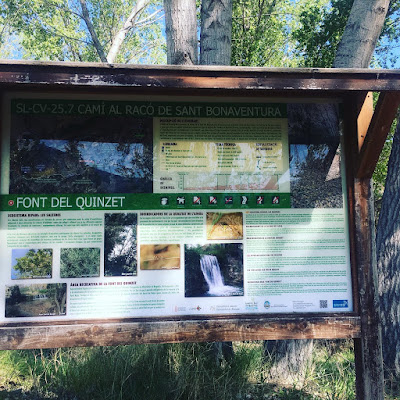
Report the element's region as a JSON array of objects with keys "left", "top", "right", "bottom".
[
  {"left": 377, "top": 120, "right": 400, "bottom": 375},
  {"left": 200, "top": 0, "right": 232, "bottom": 65},
  {"left": 333, "top": 0, "right": 390, "bottom": 68},
  {"left": 163, "top": 0, "right": 198, "bottom": 65},
  {"left": 264, "top": 340, "right": 313, "bottom": 386},
  {"left": 354, "top": 178, "right": 384, "bottom": 400}
]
